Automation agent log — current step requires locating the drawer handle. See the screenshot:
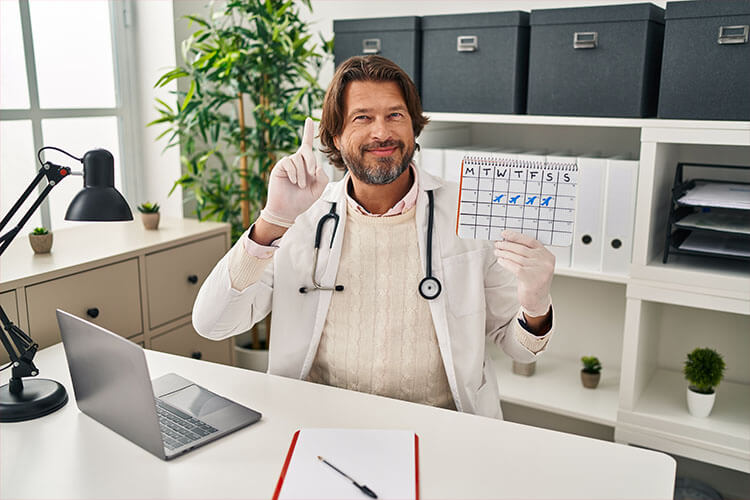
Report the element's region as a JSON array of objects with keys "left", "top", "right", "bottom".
[
  {"left": 187, "top": 274, "right": 199, "bottom": 284},
  {"left": 718, "top": 25, "right": 749, "bottom": 45},
  {"left": 574, "top": 32, "right": 598, "bottom": 49},
  {"left": 191, "top": 351, "right": 202, "bottom": 360},
  {"left": 362, "top": 38, "right": 381, "bottom": 54},
  {"left": 86, "top": 307, "right": 100, "bottom": 319},
  {"left": 457, "top": 35, "right": 478, "bottom": 52},
  {"left": 611, "top": 238, "right": 622, "bottom": 249},
  {"left": 582, "top": 234, "right": 592, "bottom": 245}
]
